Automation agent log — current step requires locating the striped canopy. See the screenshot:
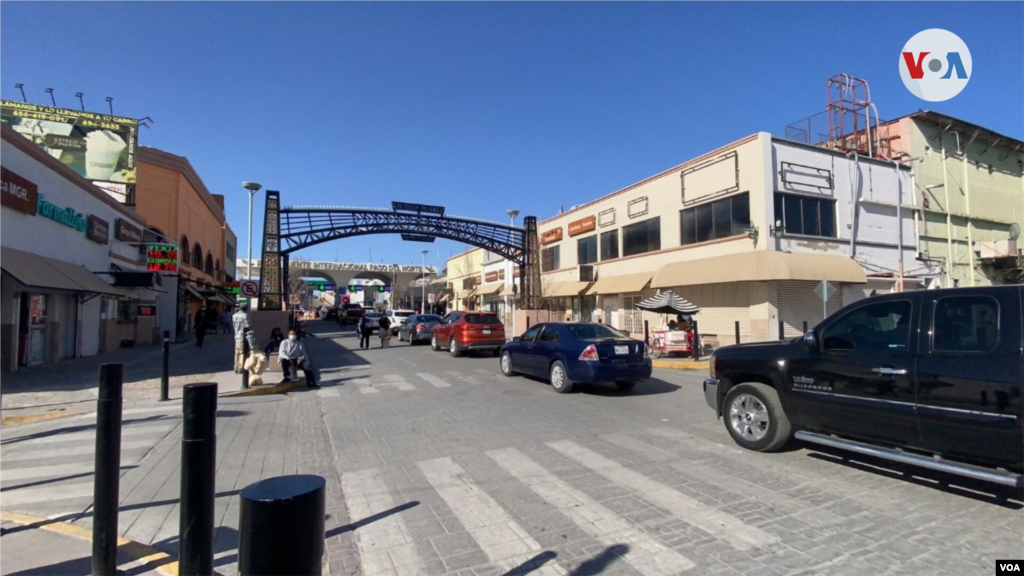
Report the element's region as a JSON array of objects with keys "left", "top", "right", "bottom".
[{"left": 634, "top": 290, "right": 700, "bottom": 315}]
